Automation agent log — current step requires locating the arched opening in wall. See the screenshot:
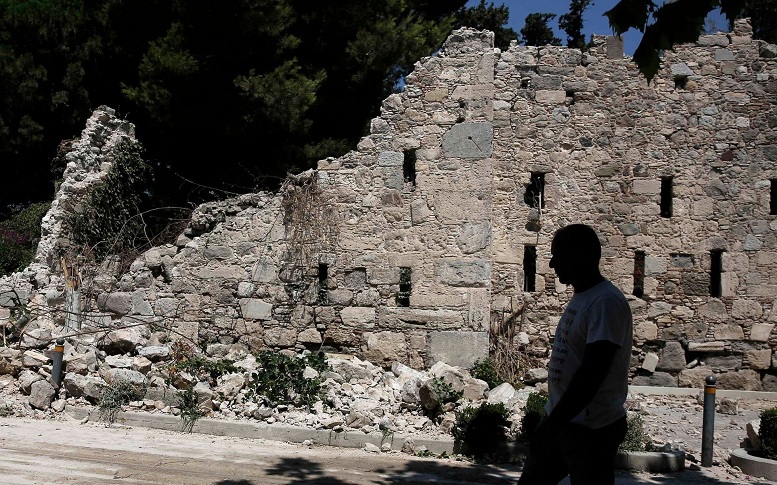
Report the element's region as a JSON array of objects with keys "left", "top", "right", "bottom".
[
  {"left": 770, "top": 179, "right": 777, "bottom": 215},
  {"left": 397, "top": 267, "right": 411, "bottom": 307},
  {"left": 633, "top": 250, "right": 645, "bottom": 298},
  {"left": 403, "top": 149, "right": 416, "bottom": 188},
  {"left": 523, "top": 245, "right": 536, "bottom": 292},
  {"left": 524, "top": 172, "right": 546, "bottom": 209},
  {"left": 660, "top": 177, "right": 673, "bottom": 218},
  {"left": 710, "top": 250, "right": 724, "bottom": 298},
  {"left": 318, "top": 263, "right": 328, "bottom": 305}
]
